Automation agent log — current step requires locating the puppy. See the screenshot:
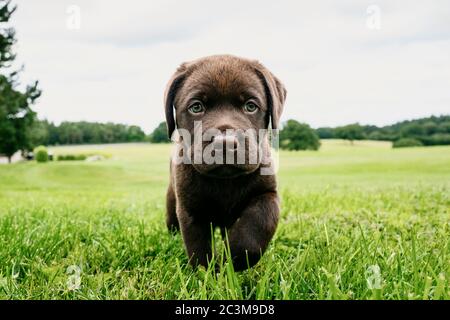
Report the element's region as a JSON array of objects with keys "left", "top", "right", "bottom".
[{"left": 164, "top": 55, "right": 286, "bottom": 270}]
